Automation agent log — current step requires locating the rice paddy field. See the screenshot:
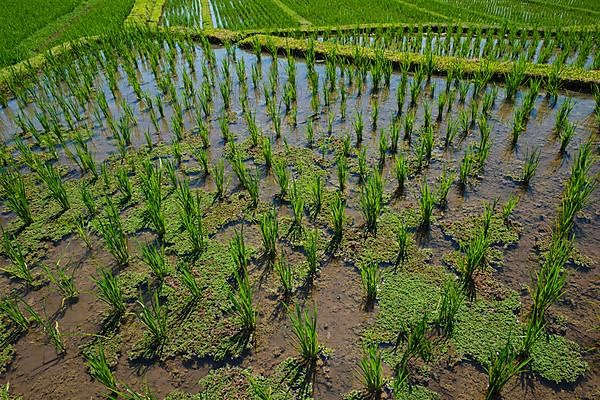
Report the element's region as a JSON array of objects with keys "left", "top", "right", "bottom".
[{"left": 0, "top": 1, "right": 599, "bottom": 400}]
